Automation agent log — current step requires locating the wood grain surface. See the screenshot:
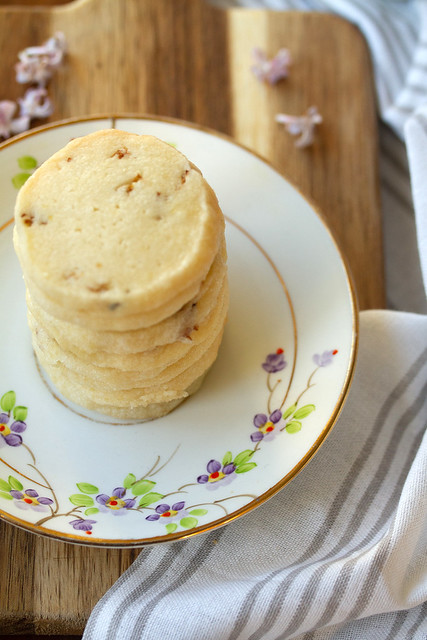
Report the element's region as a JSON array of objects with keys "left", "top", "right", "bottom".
[{"left": 0, "top": 0, "right": 383, "bottom": 635}]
